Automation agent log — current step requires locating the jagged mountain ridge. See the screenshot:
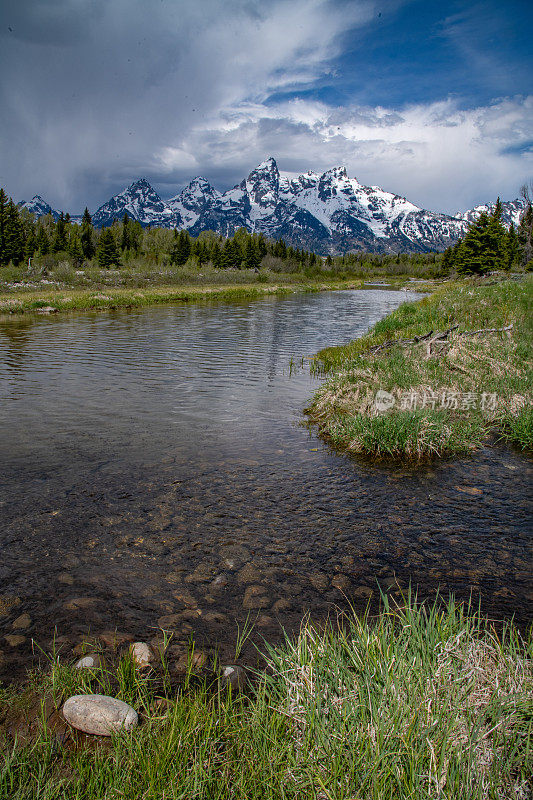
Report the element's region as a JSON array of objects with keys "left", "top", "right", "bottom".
[{"left": 18, "top": 158, "right": 524, "bottom": 255}]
